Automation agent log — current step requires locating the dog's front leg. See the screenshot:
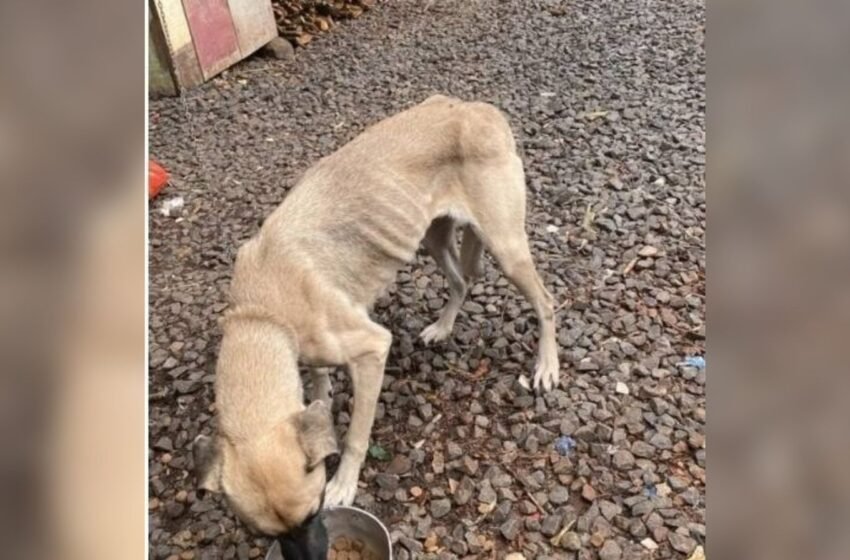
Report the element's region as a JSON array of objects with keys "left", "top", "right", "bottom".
[{"left": 324, "top": 326, "right": 391, "bottom": 507}]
